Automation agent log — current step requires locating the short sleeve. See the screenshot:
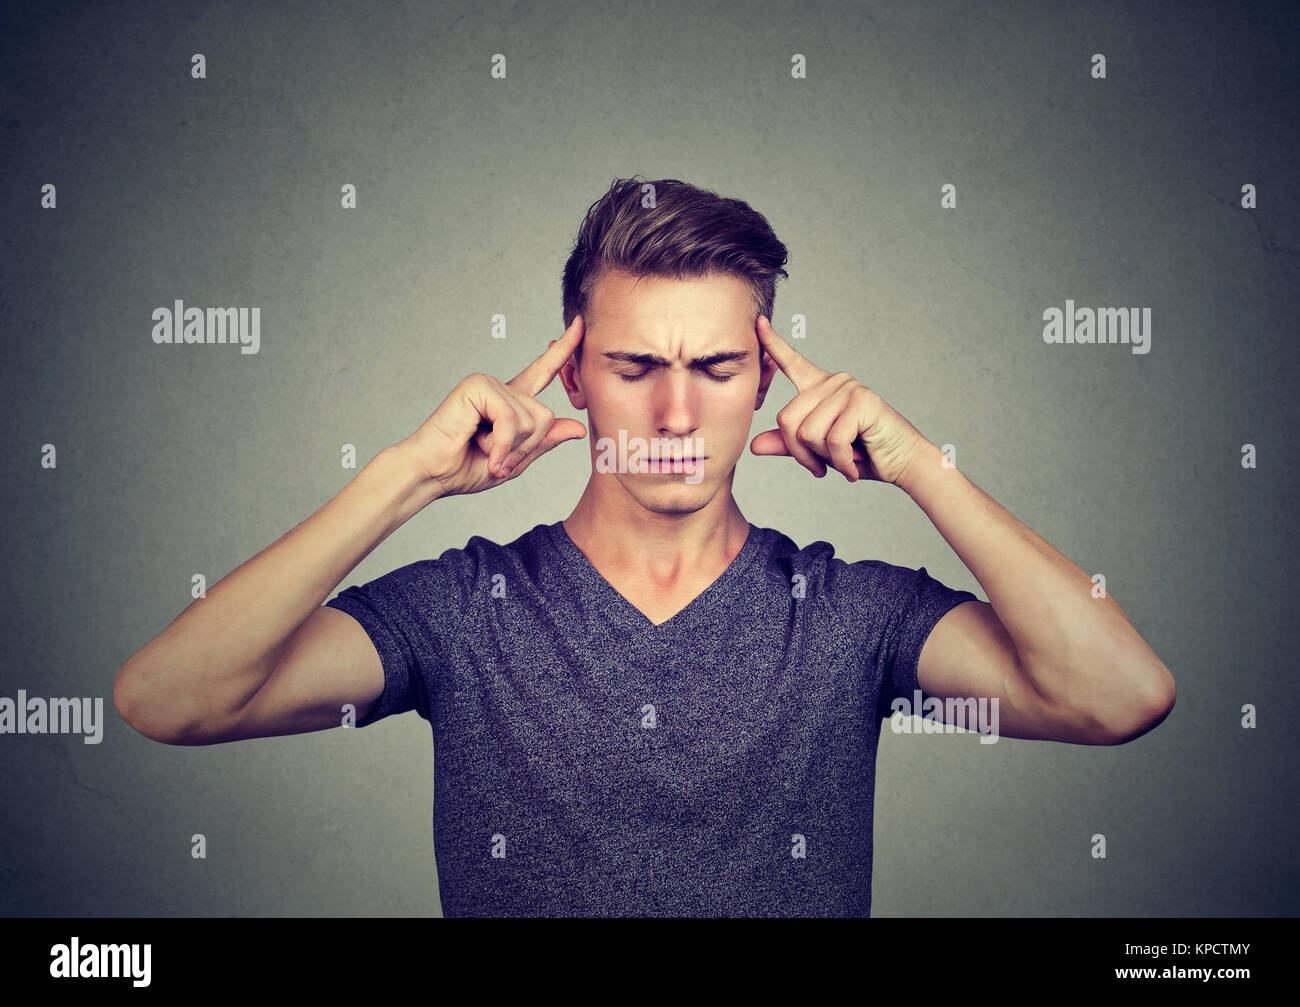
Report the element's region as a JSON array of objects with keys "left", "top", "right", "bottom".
[
  {"left": 324, "top": 547, "right": 477, "bottom": 727},
  {"left": 877, "top": 566, "right": 979, "bottom": 722}
]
